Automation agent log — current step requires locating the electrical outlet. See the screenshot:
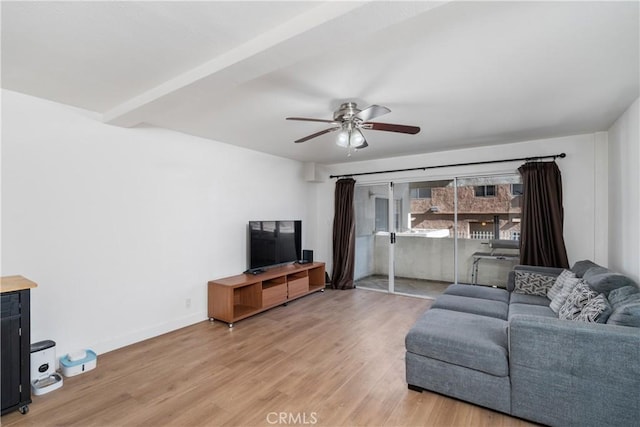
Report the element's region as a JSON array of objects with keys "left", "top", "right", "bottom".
[{"left": 185, "top": 298, "right": 191, "bottom": 309}]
